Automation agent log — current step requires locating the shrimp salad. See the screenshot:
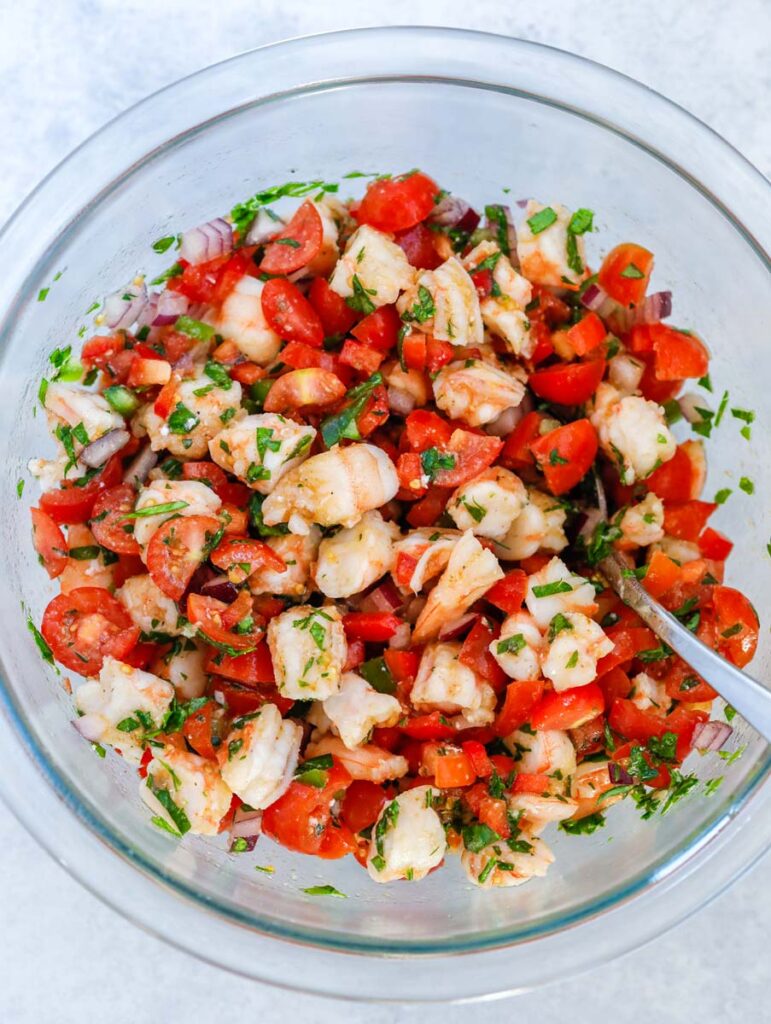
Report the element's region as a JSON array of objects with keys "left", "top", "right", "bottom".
[{"left": 26, "top": 170, "right": 759, "bottom": 891}]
